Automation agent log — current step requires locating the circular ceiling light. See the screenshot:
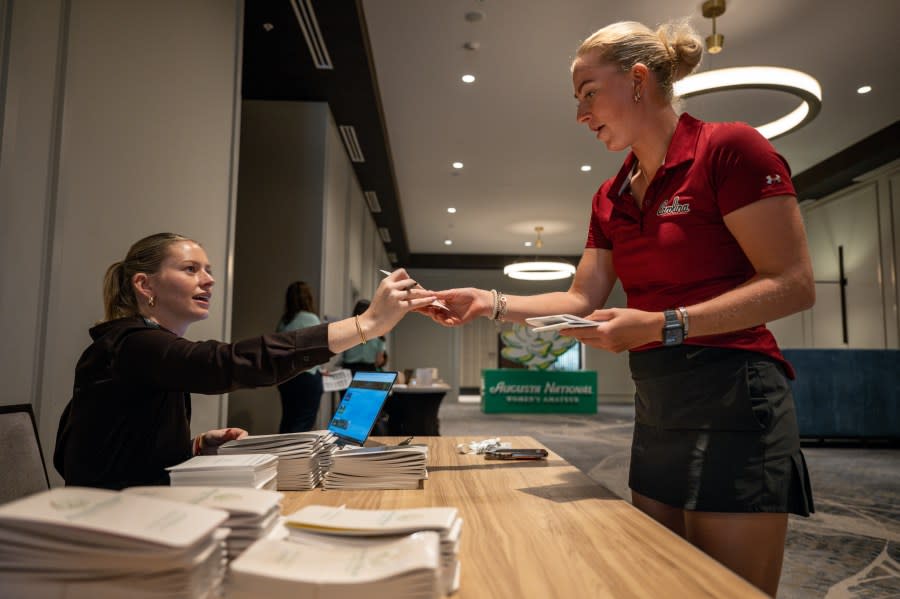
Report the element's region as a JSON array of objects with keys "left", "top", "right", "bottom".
[
  {"left": 444, "top": 239, "right": 453, "bottom": 246},
  {"left": 580, "top": 165, "right": 592, "bottom": 172},
  {"left": 857, "top": 85, "right": 872, "bottom": 94},
  {"left": 674, "top": 66, "right": 822, "bottom": 140},
  {"left": 452, "top": 162, "right": 464, "bottom": 169},
  {"left": 504, "top": 261, "right": 576, "bottom": 281},
  {"left": 447, "top": 207, "right": 457, "bottom": 214},
  {"left": 461, "top": 74, "right": 475, "bottom": 83}
]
